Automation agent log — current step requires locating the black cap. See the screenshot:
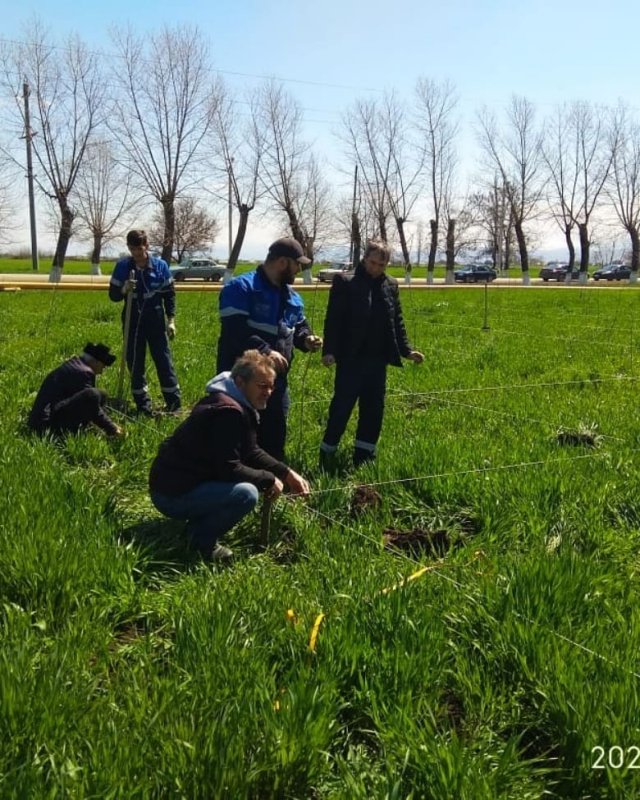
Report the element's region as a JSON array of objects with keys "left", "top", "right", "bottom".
[
  {"left": 83, "top": 343, "right": 116, "bottom": 367},
  {"left": 267, "top": 237, "right": 311, "bottom": 265}
]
